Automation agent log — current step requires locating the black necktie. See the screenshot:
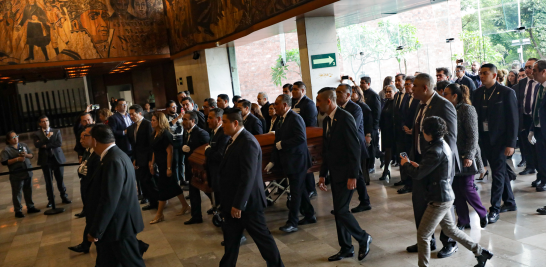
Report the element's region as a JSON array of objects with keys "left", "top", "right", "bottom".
[
  {"left": 278, "top": 117, "right": 284, "bottom": 128},
  {"left": 525, "top": 81, "right": 535, "bottom": 114},
  {"left": 225, "top": 138, "right": 233, "bottom": 153},
  {"left": 414, "top": 104, "right": 427, "bottom": 153},
  {"left": 324, "top": 116, "right": 332, "bottom": 138}
]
